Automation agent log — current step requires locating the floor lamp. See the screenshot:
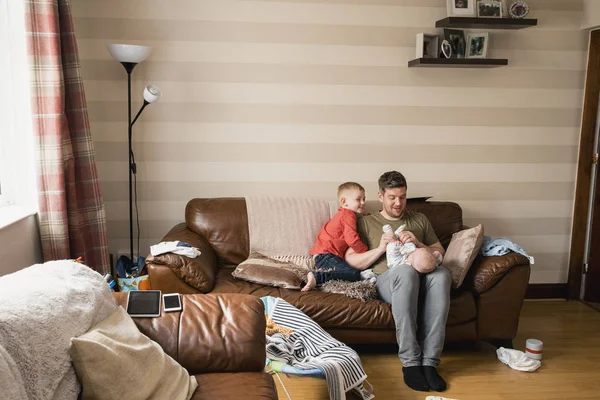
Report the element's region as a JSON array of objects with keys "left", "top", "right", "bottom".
[{"left": 107, "top": 44, "right": 162, "bottom": 262}]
